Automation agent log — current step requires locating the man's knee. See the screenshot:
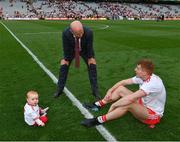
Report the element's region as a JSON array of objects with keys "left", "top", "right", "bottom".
[
  {"left": 60, "top": 59, "right": 69, "bottom": 66},
  {"left": 117, "top": 86, "right": 127, "bottom": 92},
  {"left": 88, "top": 58, "right": 96, "bottom": 65},
  {"left": 112, "top": 86, "right": 126, "bottom": 97}
]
